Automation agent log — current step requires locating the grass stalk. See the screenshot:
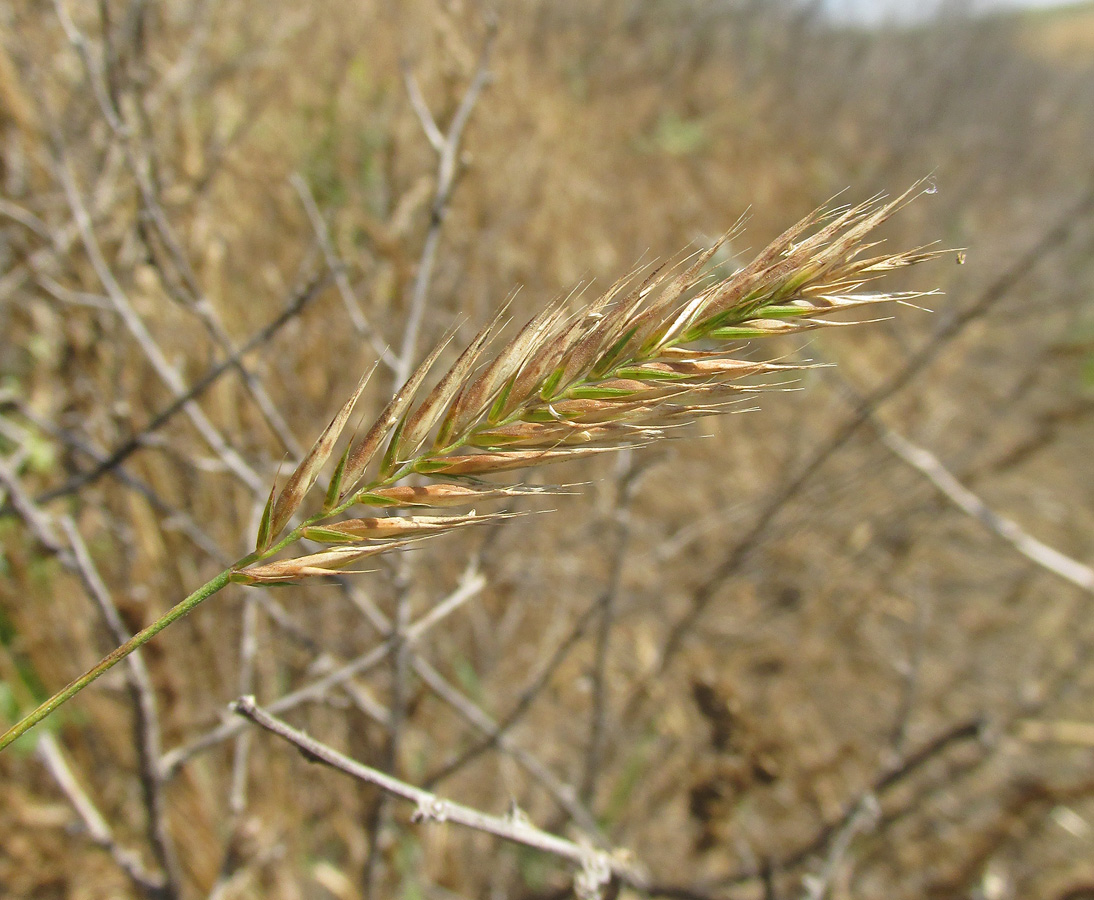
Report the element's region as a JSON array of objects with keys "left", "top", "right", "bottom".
[{"left": 0, "top": 567, "right": 234, "bottom": 751}]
